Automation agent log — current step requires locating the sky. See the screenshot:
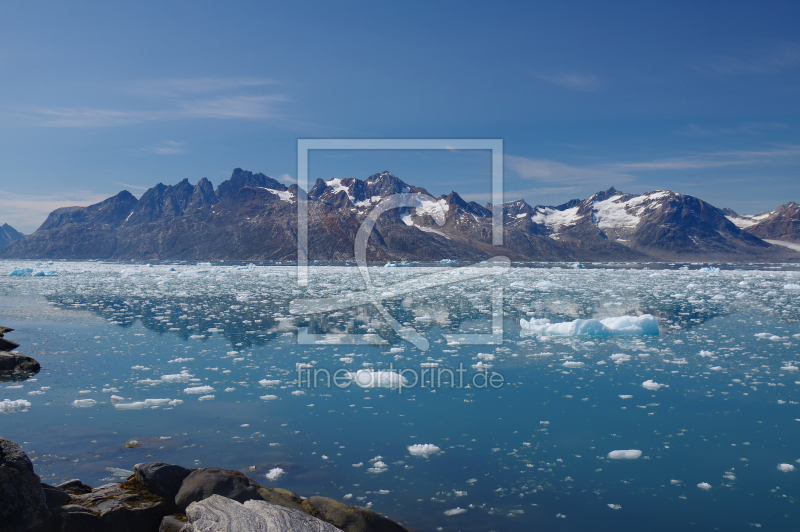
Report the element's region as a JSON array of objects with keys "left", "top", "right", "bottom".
[{"left": 1, "top": 0, "right": 799, "bottom": 233}]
